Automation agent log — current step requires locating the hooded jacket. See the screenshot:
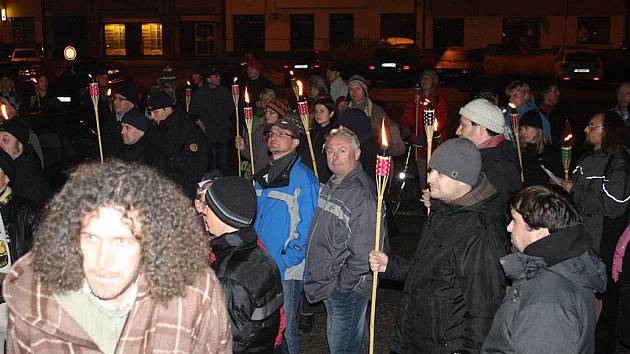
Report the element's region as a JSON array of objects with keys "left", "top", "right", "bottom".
[
  {"left": 479, "top": 136, "right": 523, "bottom": 211},
  {"left": 210, "top": 227, "right": 283, "bottom": 353},
  {"left": 382, "top": 174, "right": 508, "bottom": 354},
  {"left": 482, "top": 226, "right": 607, "bottom": 354}
]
